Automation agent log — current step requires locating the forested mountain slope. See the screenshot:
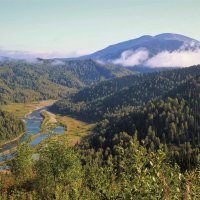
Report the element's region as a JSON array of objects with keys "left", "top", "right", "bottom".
[
  {"left": 0, "top": 110, "right": 25, "bottom": 141},
  {"left": 51, "top": 65, "right": 200, "bottom": 170},
  {"left": 52, "top": 65, "right": 200, "bottom": 120},
  {"left": 84, "top": 75, "right": 200, "bottom": 169},
  {"left": 0, "top": 59, "right": 132, "bottom": 104},
  {"left": 1, "top": 64, "right": 200, "bottom": 198},
  {"left": 69, "top": 33, "right": 200, "bottom": 70}
]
